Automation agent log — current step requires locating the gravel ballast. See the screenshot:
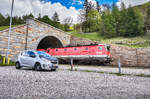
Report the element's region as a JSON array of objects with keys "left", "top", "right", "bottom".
[{"left": 0, "top": 66, "right": 150, "bottom": 99}]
